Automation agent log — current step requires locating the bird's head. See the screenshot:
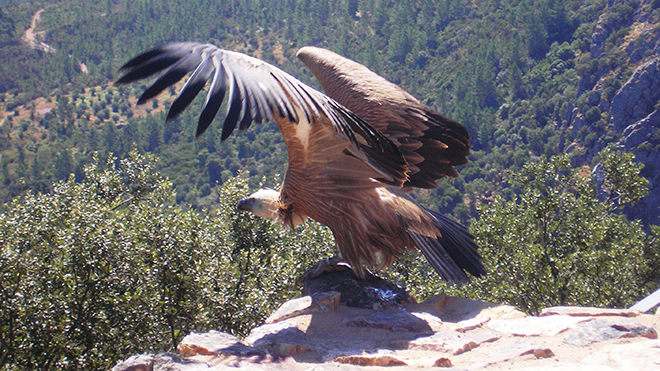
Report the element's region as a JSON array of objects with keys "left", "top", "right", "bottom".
[
  {"left": 237, "top": 188, "right": 307, "bottom": 229},
  {"left": 237, "top": 188, "right": 280, "bottom": 221}
]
